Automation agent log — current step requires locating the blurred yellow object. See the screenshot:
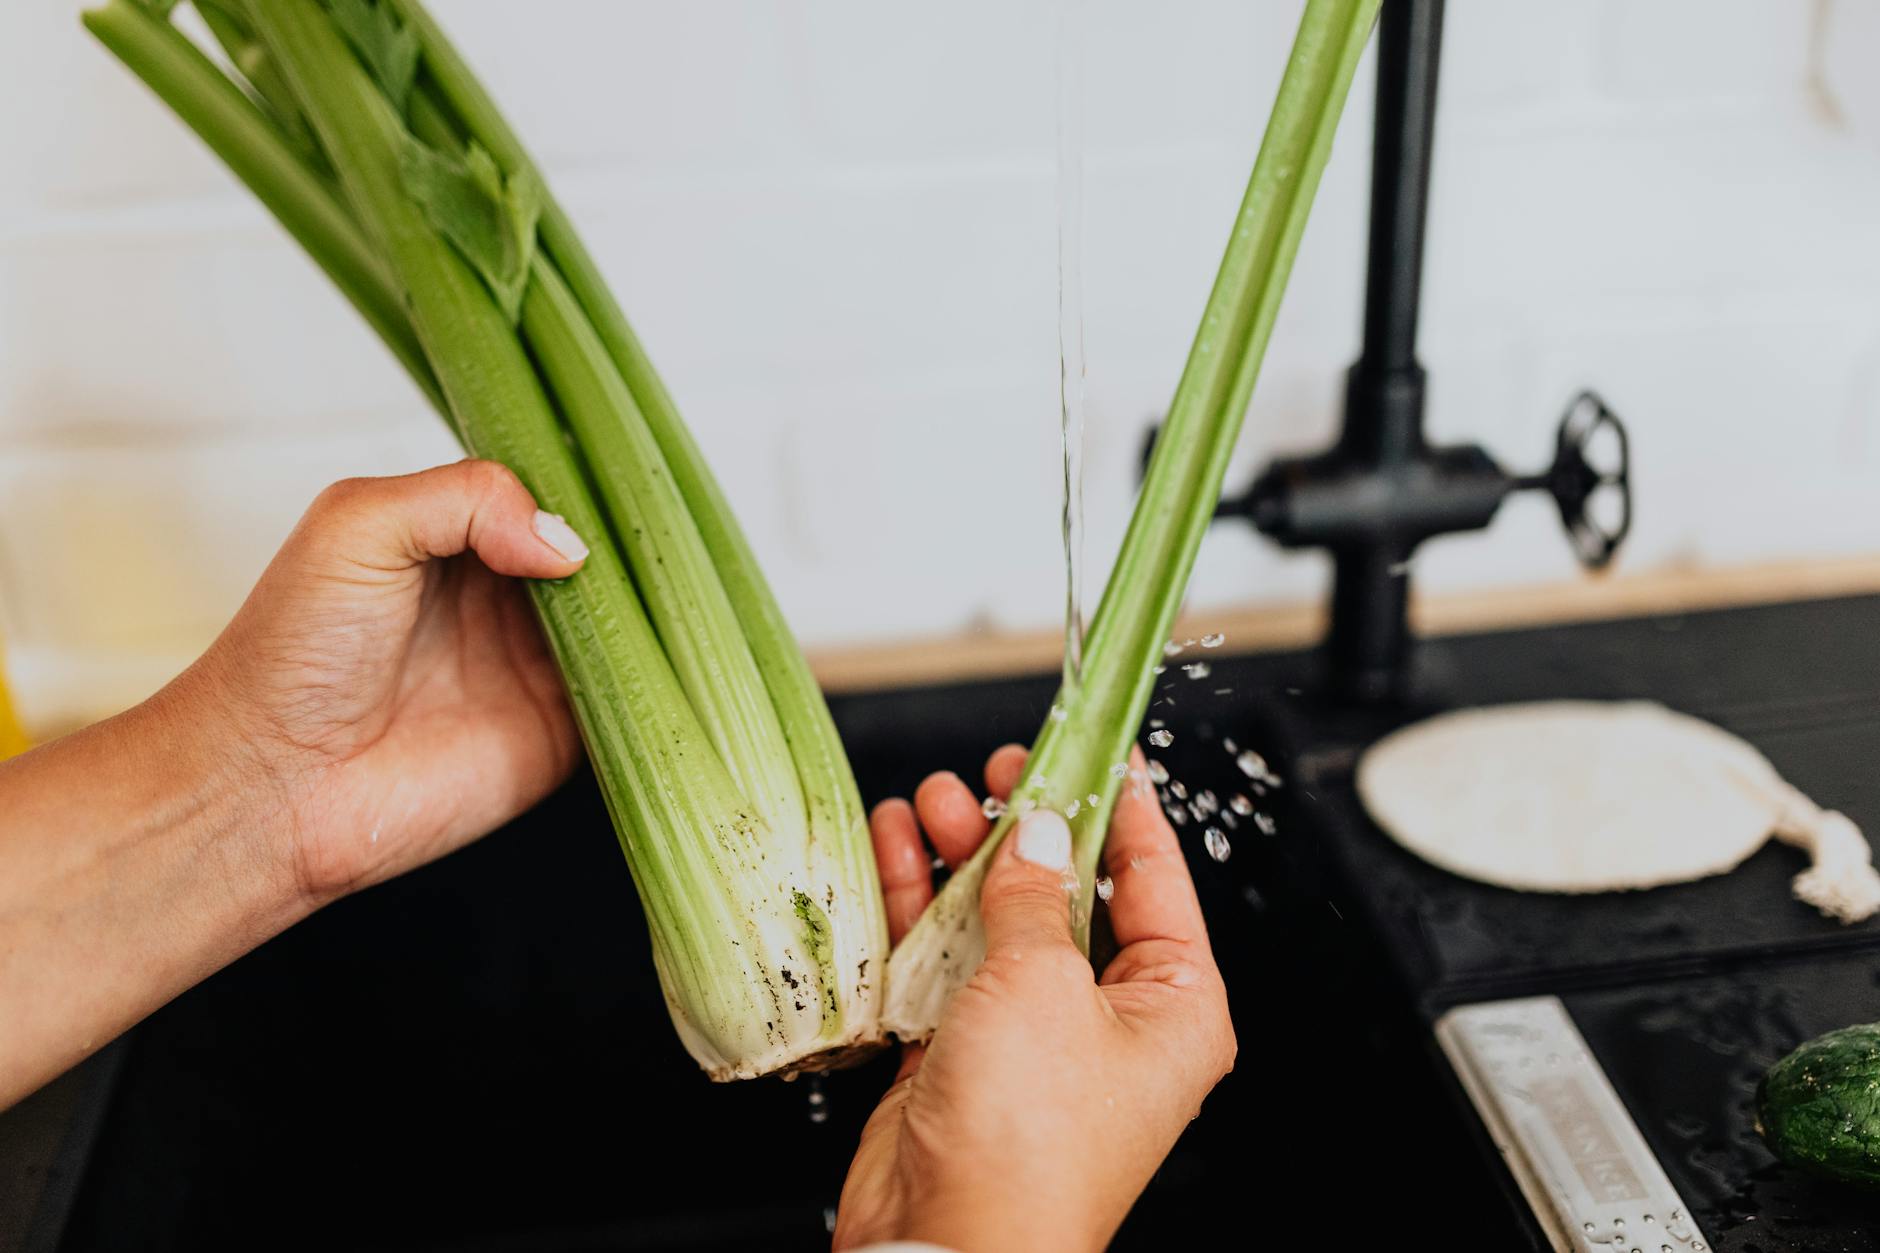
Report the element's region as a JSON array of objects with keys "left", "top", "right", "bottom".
[{"left": 0, "top": 636, "right": 30, "bottom": 760}]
